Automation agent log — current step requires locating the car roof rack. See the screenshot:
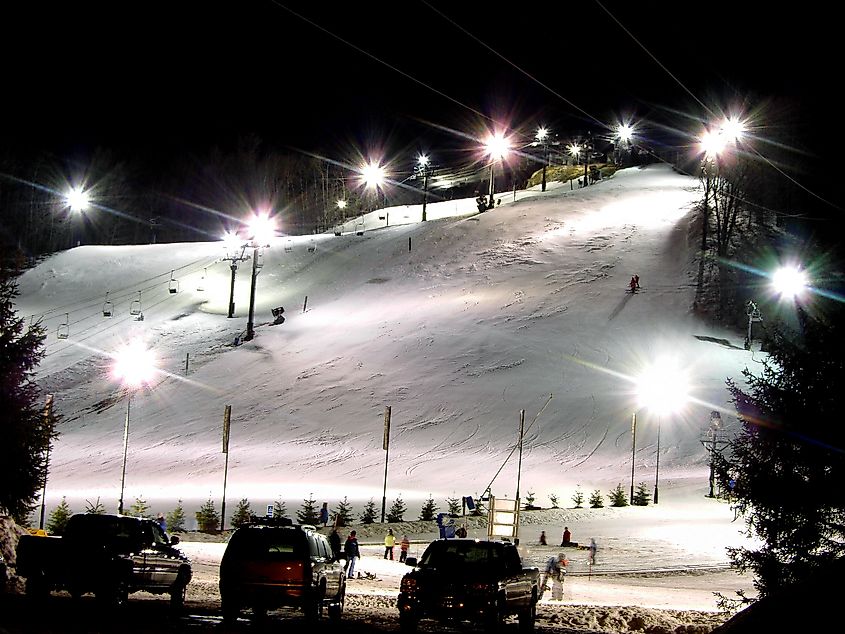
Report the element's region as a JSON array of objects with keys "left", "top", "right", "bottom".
[{"left": 245, "top": 515, "right": 294, "bottom": 527}]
